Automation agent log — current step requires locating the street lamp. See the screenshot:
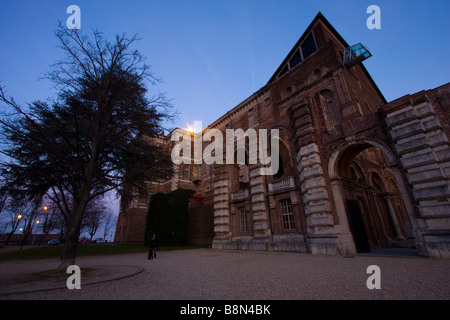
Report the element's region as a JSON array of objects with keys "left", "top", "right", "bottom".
[{"left": 17, "top": 214, "right": 22, "bottom": 220}]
